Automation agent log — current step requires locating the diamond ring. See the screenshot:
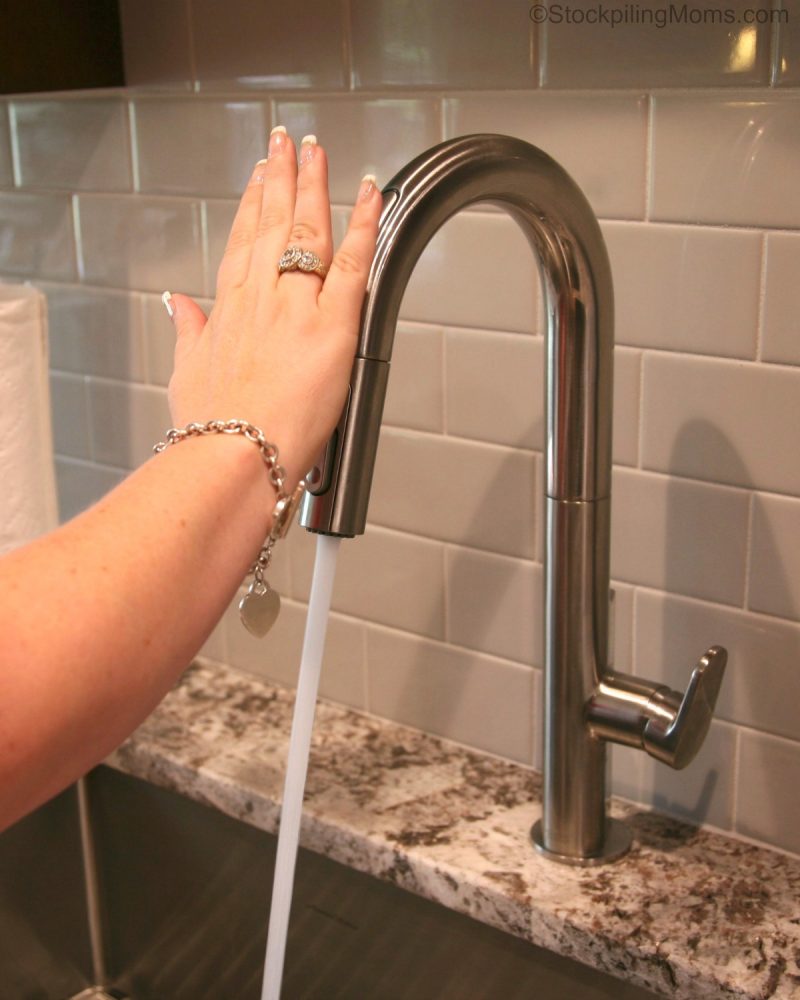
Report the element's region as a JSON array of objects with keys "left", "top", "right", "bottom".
[{"left": 277, "top": 245, "right": 329, "bottom": 278}]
